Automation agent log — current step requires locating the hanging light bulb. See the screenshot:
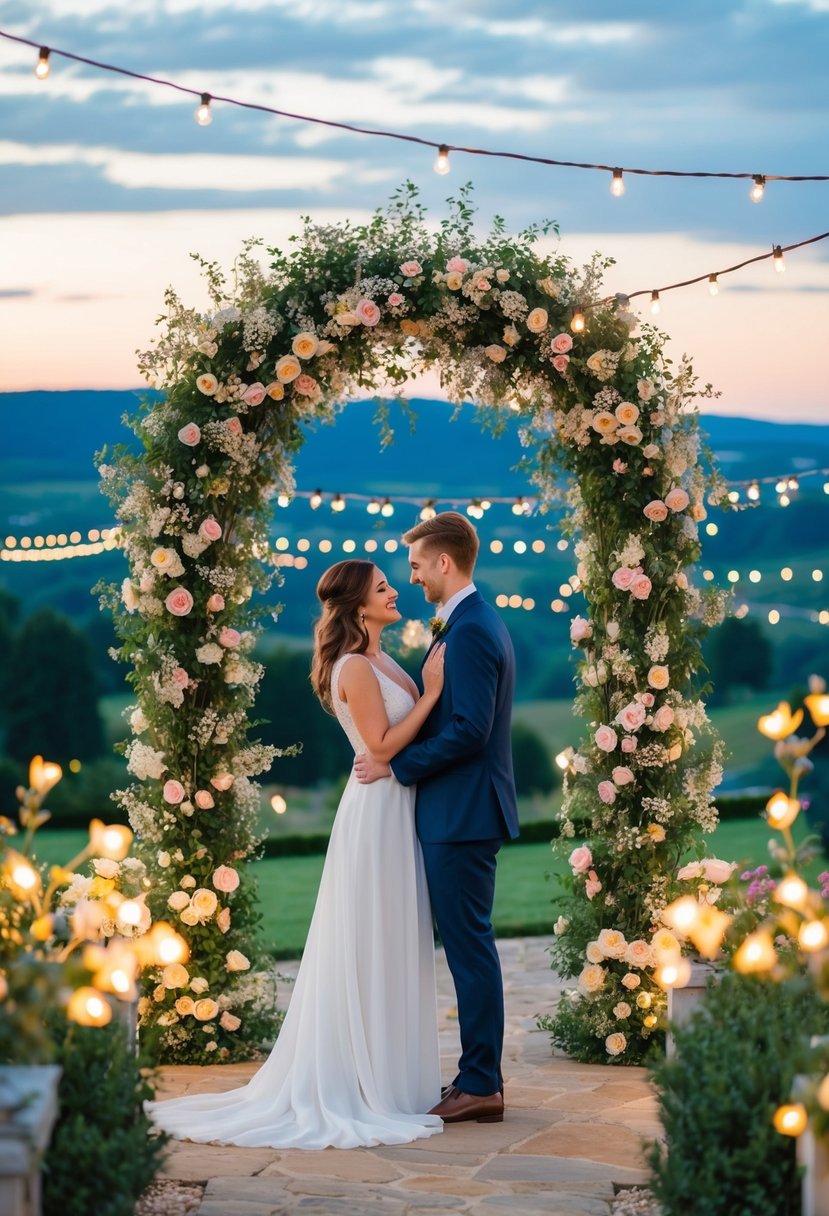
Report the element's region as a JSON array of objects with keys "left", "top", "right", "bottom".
[
  {"left": 433, "top": 145, "right": 451, "bottom": 176},
  {"left": 34, "top": 47, "right": 51, "bottom": 80},
  {"left": 787, "top": 476, "right": 799, "bottom": 492},
  {"left": 650, "top": 290, "right": 661, "bottom": 315},
  {"left": 366, "top": 498, "right": 381, "bottom": 515},
  {"left": 512, "top": 497, "right": 526, "bottom": 517},
  {"left": 570, "top": 308, "right": 585, "bottom": 334},
  {"left": 610, "top": 168, "right": 624, "bottom": 198},
  {"left": 773, "top": 245, "right": 785, "bottom": 273},
  {"left": 747, "top": 481, "right": 761, "bottom": 502},
  {"left": 419, "top": 499, "right": 436, "bottom": 521},
  {"left": 331, "top": 493, "right": 346, "bottom": 513},
  {"left": 380, "top": 497, "right": 395, "bottom": 517},
  {"left": 309, "top": 489, "right": 323, "bottom": 510},
  {"left": 750, "top": 174, "right": 766, "bottom": 203},
  {"left": 708, "top": 274, "right": 719, "bottom": 297},
  {"left": 194, "top": 93, "right": 213, "bottom": 126}
]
